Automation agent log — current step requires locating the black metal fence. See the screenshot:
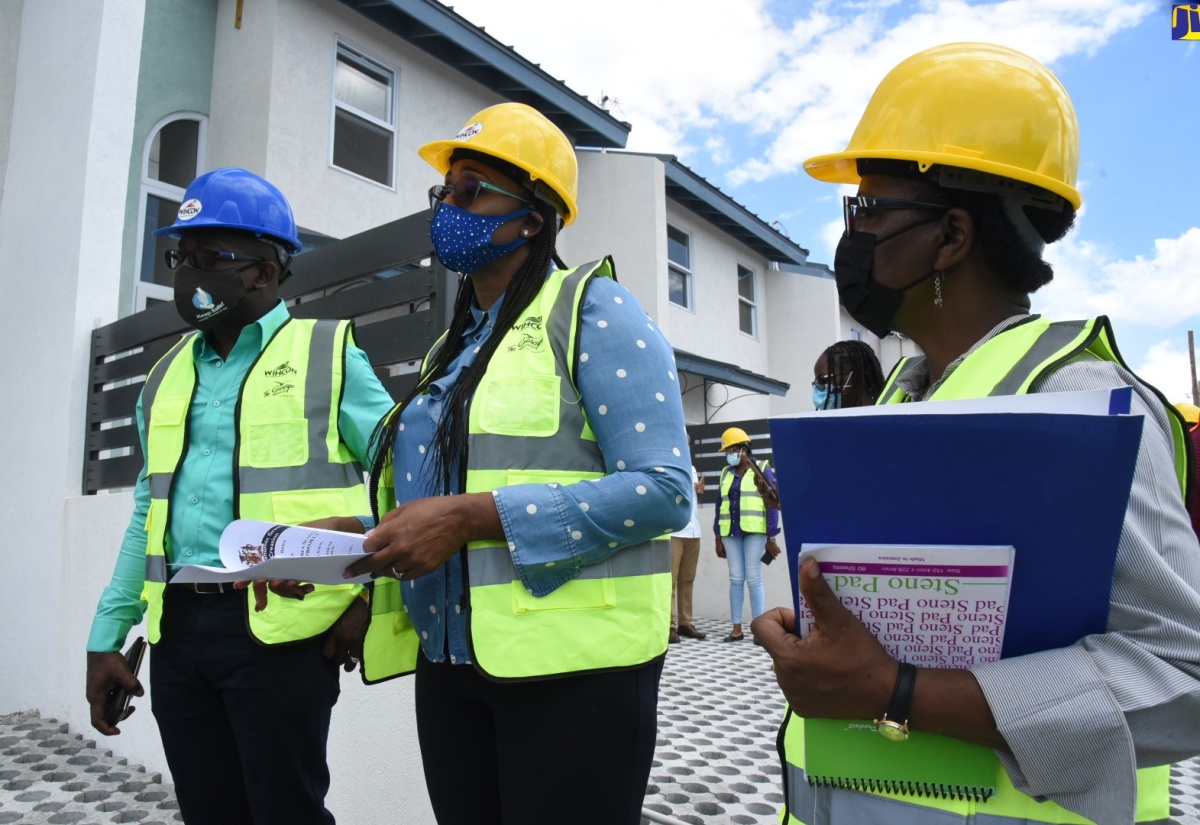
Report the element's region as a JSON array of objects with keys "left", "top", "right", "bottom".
[{"left": 82, "top": 209, "right": 454, "bottom": 495}]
